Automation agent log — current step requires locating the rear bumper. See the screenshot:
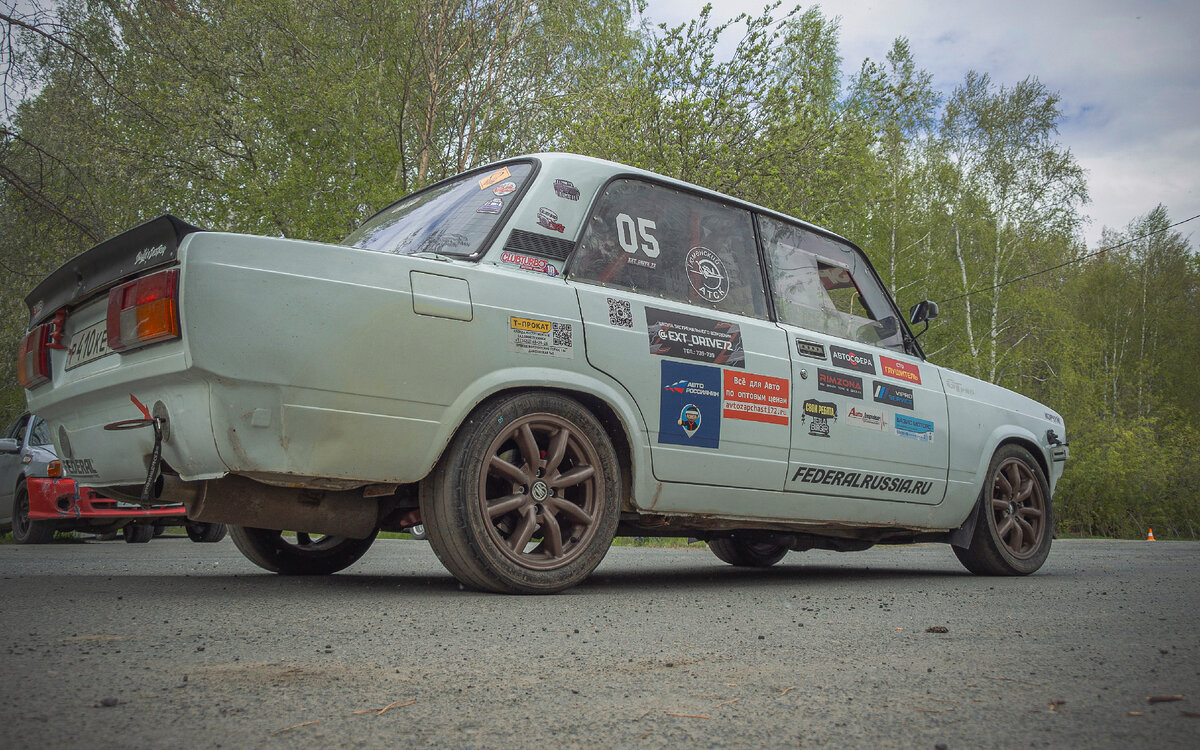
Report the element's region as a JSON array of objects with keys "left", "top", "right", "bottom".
[{"left": 26, "top": 477, "right": 187, "bottom": 522}]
